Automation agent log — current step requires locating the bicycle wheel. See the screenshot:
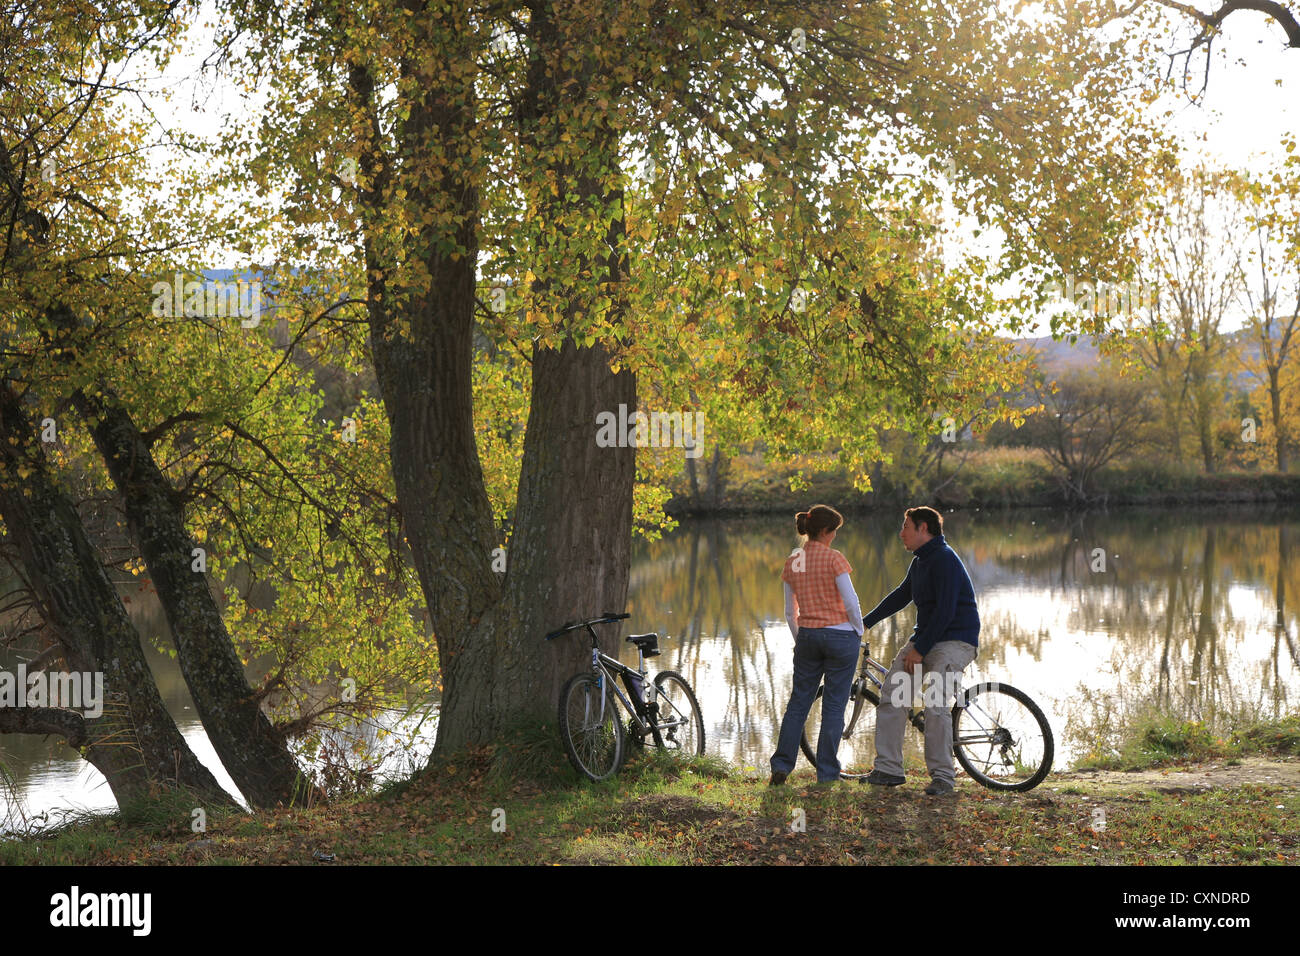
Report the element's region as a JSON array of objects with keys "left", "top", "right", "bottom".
[
  {"left": 952, "top": 682, "right": 1053, "bottom": 792},
  {"left": 557, "top": 672, "right": 625, "bottom": 782},
  {"left": 649, "top": 671, "right": 705, "bottom": 756},
  {"left": 799, "top": 682, "right": 881, "bottom": 779}
]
